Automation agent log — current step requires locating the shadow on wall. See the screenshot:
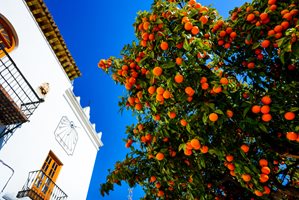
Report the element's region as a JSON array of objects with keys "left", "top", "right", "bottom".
[{"left": 0, "top": 125, "right": 12, "bottom": 151}]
